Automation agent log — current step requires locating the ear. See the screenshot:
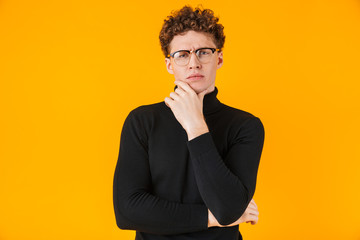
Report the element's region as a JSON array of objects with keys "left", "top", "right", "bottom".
[
  {"left": 165, "top": 58, "right": 174, "bottom": 74},
  {"left": 216, "top": 51, "right": 224, "bottom": 69}
]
